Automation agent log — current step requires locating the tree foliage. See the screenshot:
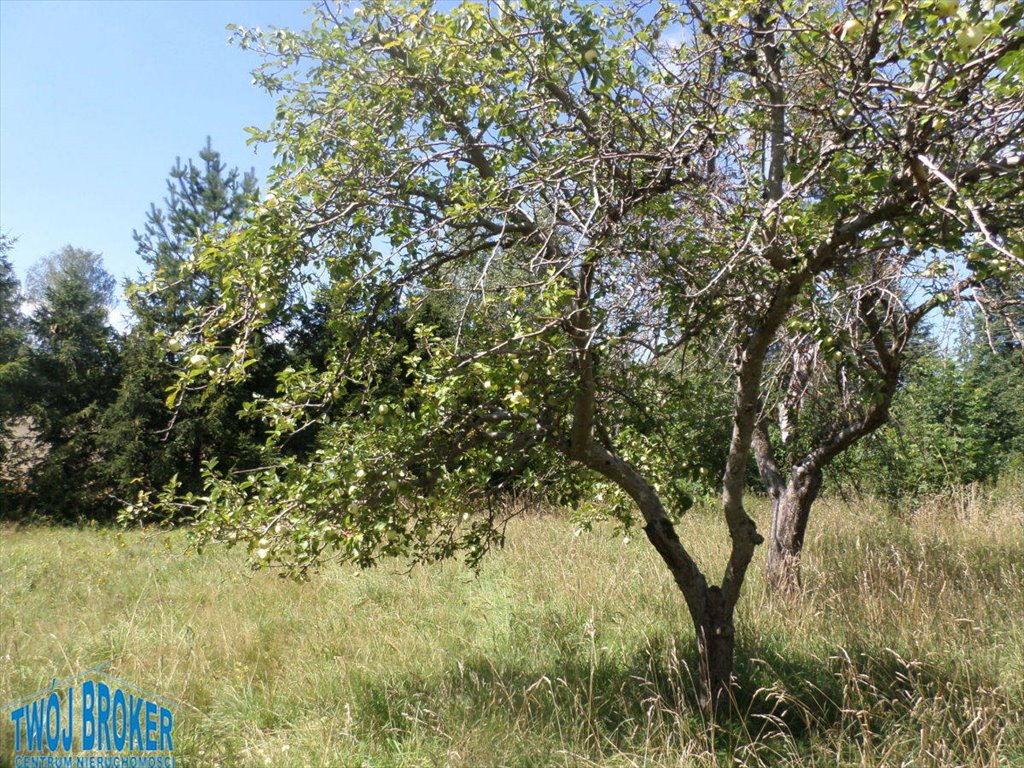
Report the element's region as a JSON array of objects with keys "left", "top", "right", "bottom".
[
  {"left": 837, "top": 312, "right": 1024, "bottom": 501},
  {"left": 0, "top": 234, "right": 26, "bottom": 412},
  {"left": 22, "top": 246, "right": 121, "bottom": 519},
  {"left": 134, "top": 0, "right": 1023, "bottom": 704},
  {"left": 132, "top": 136, "right": 259, "bottom": 329},
  {"left": 99, "top": 141, "right": 267, "bottom": 506},
  {"left": 0, "top": 233, "right": 30, "bottom": 503}
]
